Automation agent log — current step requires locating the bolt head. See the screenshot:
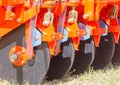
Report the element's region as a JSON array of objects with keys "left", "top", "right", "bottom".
[
  {"left": 52, "top": 35, "right": 56, "bottom": 39},
  {"left": 77, "top": 31, "right": 80, "bottom": 35},
  {"left": 17, "top": 18, "right": 22, "bottom": 23},
  {"left": 10, "top": 53, "right": 18, "bottom": 62},
  {"left": 83, "top": 14, "right": 89, "bottom": 19},
  {"left": 34, "top": 36, "right": 40, "bottom": 41}
]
